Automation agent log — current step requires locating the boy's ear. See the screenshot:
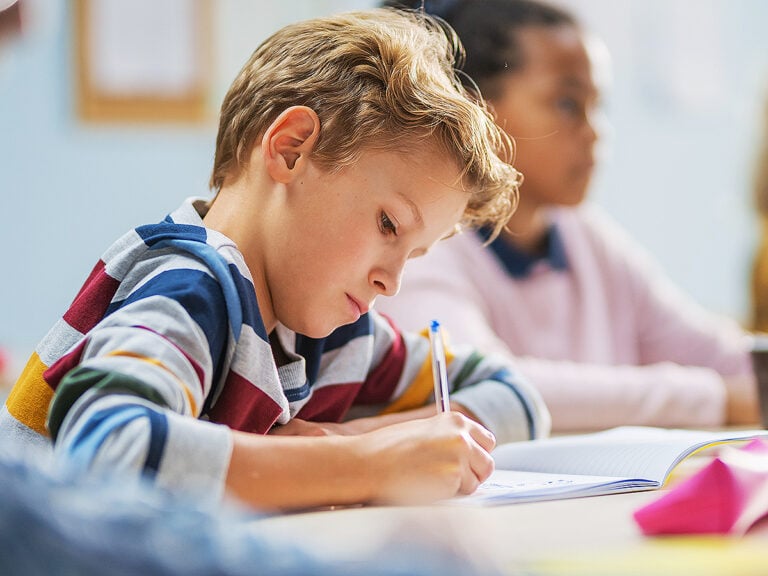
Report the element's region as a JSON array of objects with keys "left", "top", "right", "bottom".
[{"left": 261, "top": 106, "right": 320, "bottom": 184}]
